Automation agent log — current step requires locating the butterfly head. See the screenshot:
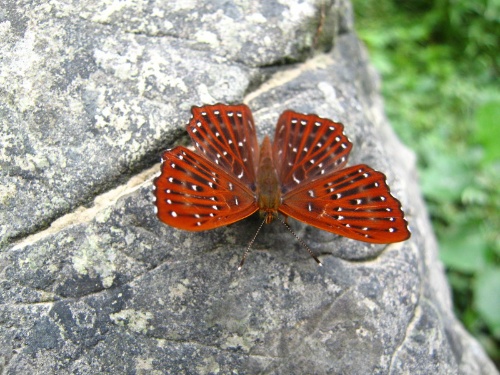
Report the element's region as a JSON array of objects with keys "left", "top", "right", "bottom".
[{"left": 259, "top": 208, "right": 278, "bottom": 224}]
